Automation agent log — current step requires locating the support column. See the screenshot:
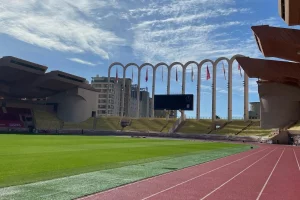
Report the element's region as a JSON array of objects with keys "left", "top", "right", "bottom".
[
  {"left": 137, "top": 69, "right": 141, "bottom": 118},
  {"left": 212, "top": 64, "right": 217, "bottom": 121},
  {"left": 228, "top": 62, "right": 233, "bottom": 121},
  {"left": 181, "top": 67, "right": 186, "bottom": 120},
  {"left": 151, "top": 68, "right": 156, "bottom": 118},
  {"left": 196, "top": 66, "right": 201, "bottom": 120},
  {"left": 166, "top": 67, "right": 171, "bottom": 120},
  {"left": 244, "top": 73, "right": 249, "bottom": 121},
  {"left": 121, "top": 72, "right": 126, "bottom": 117},
  {"left": 106, "top": 70, "right": 111, "bottom": 117}
]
